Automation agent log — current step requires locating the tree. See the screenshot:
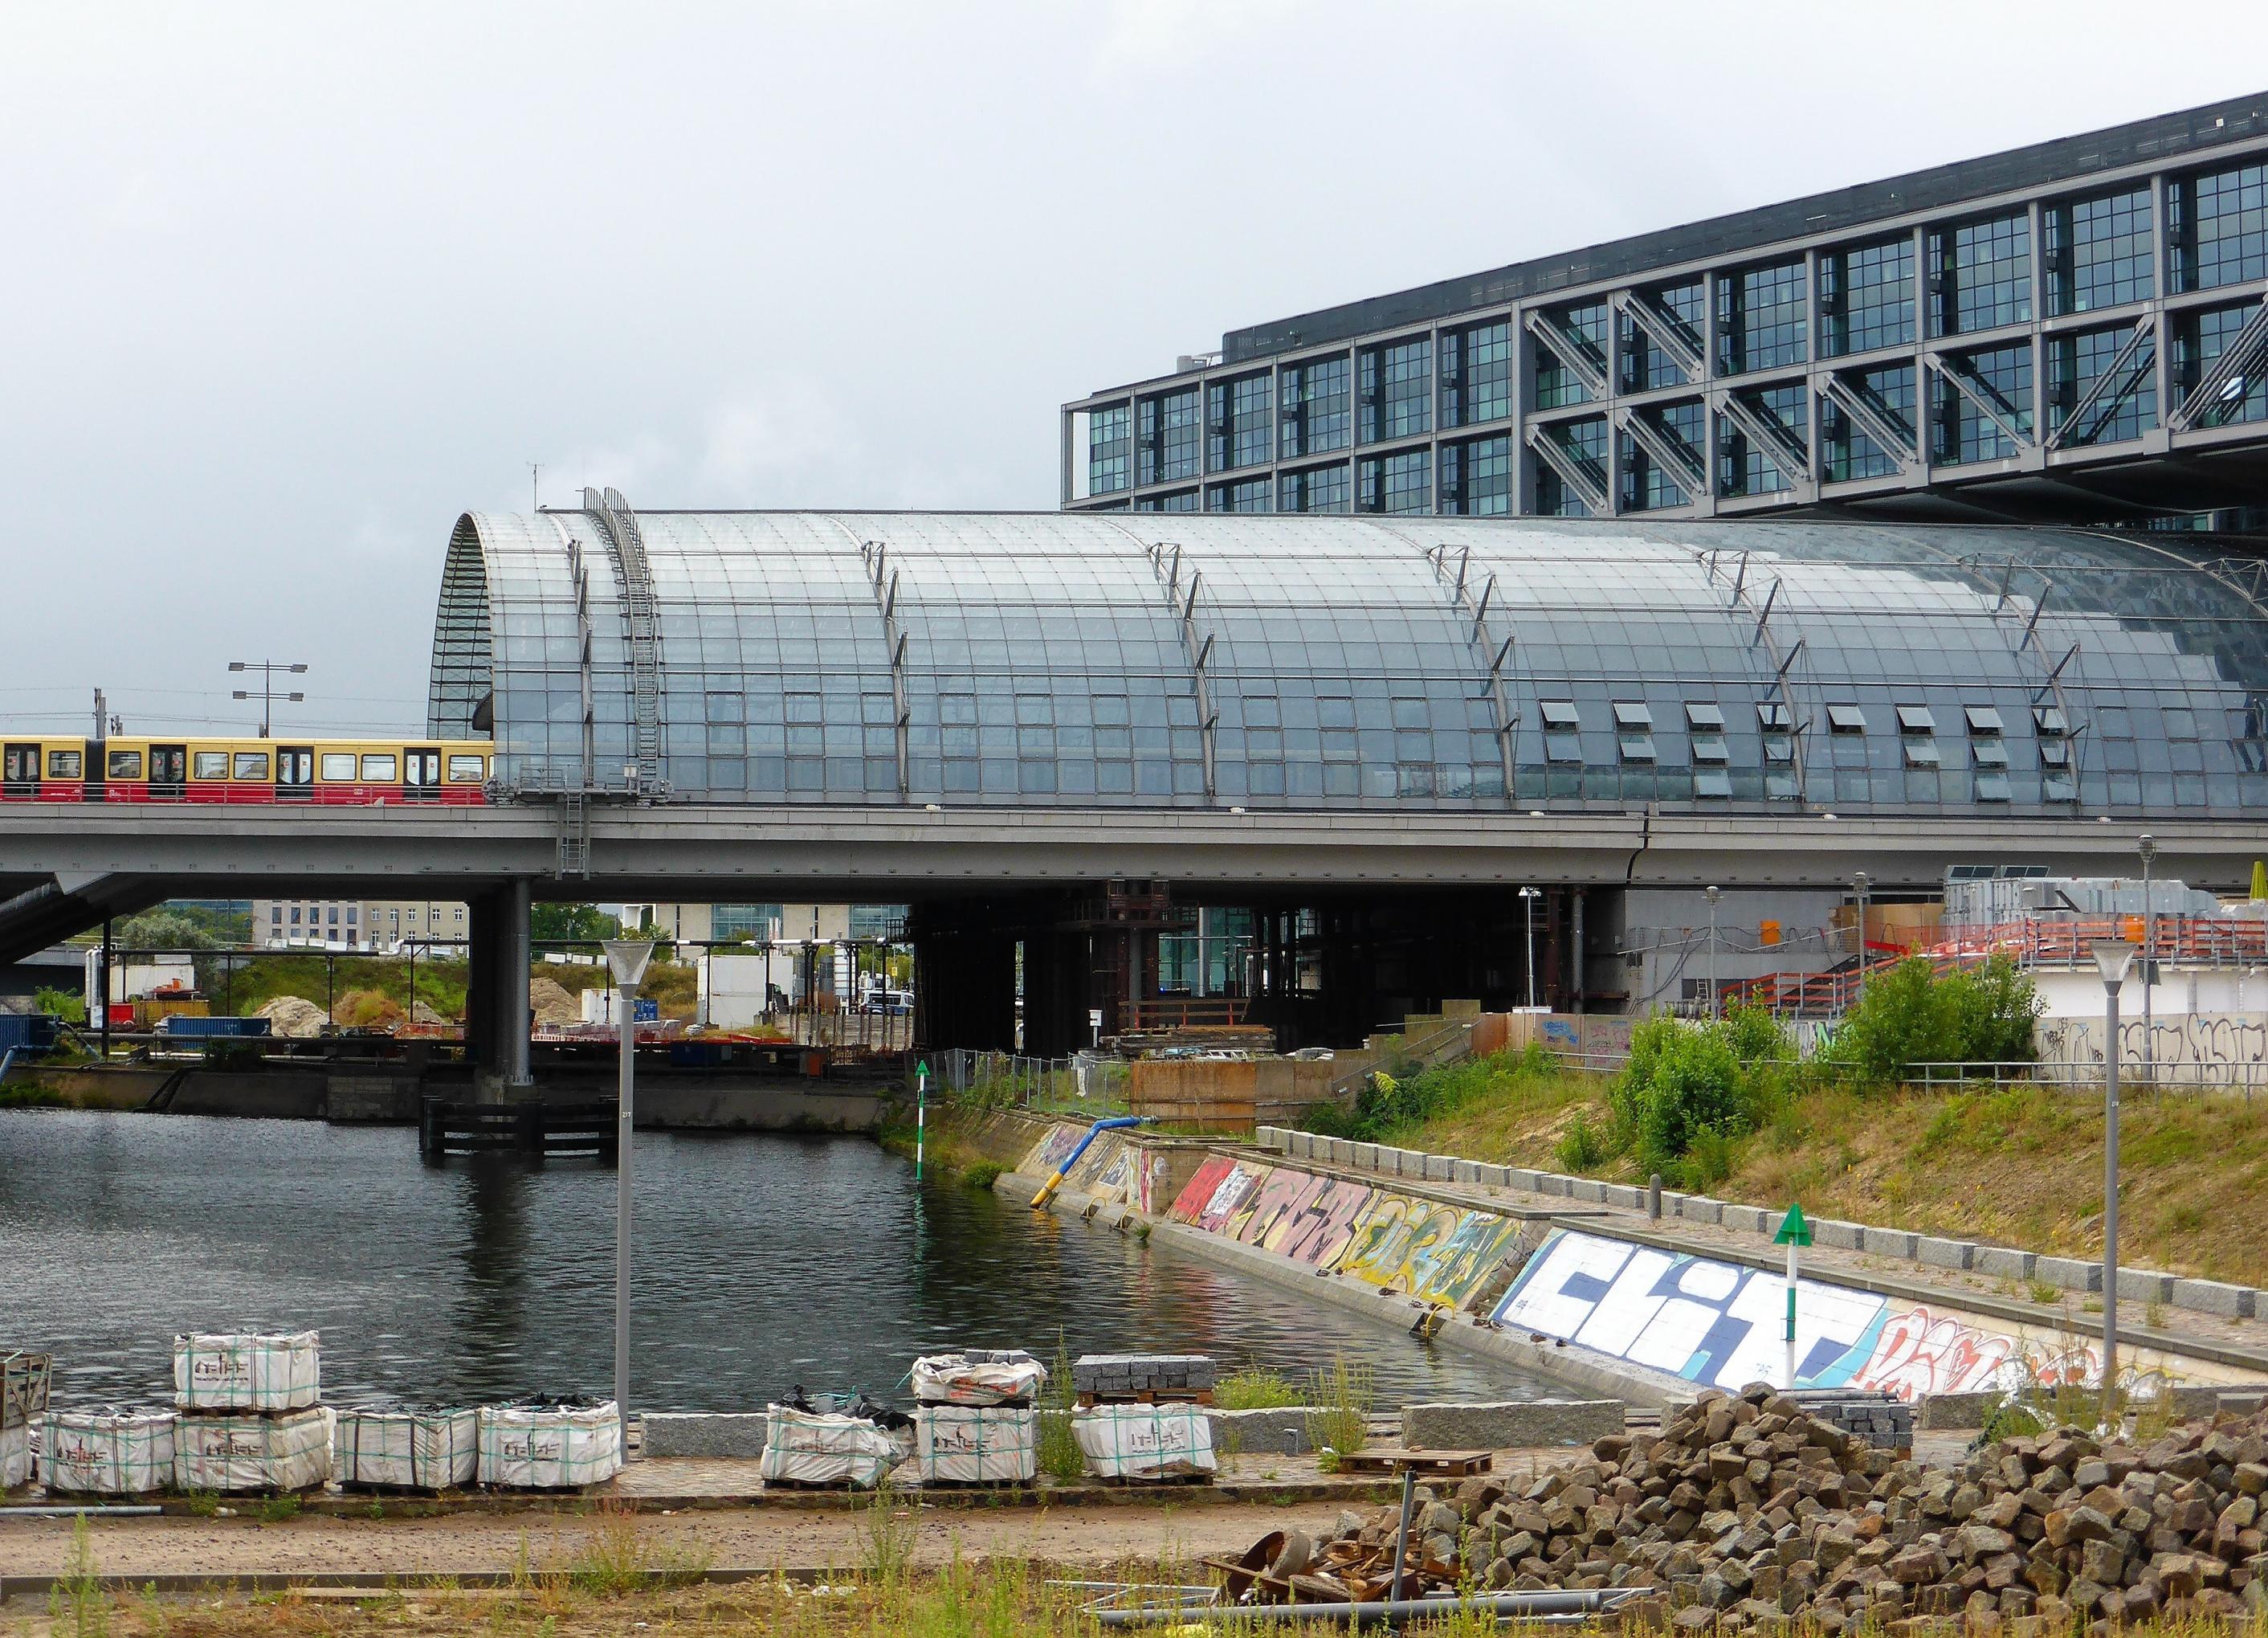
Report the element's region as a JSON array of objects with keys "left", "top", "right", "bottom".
[
  {"left": 108, "top": 908, "right": 228, "bottom": 952},
  {"left": 530, "top": 903, "right": 621, "bottom": 943}
]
